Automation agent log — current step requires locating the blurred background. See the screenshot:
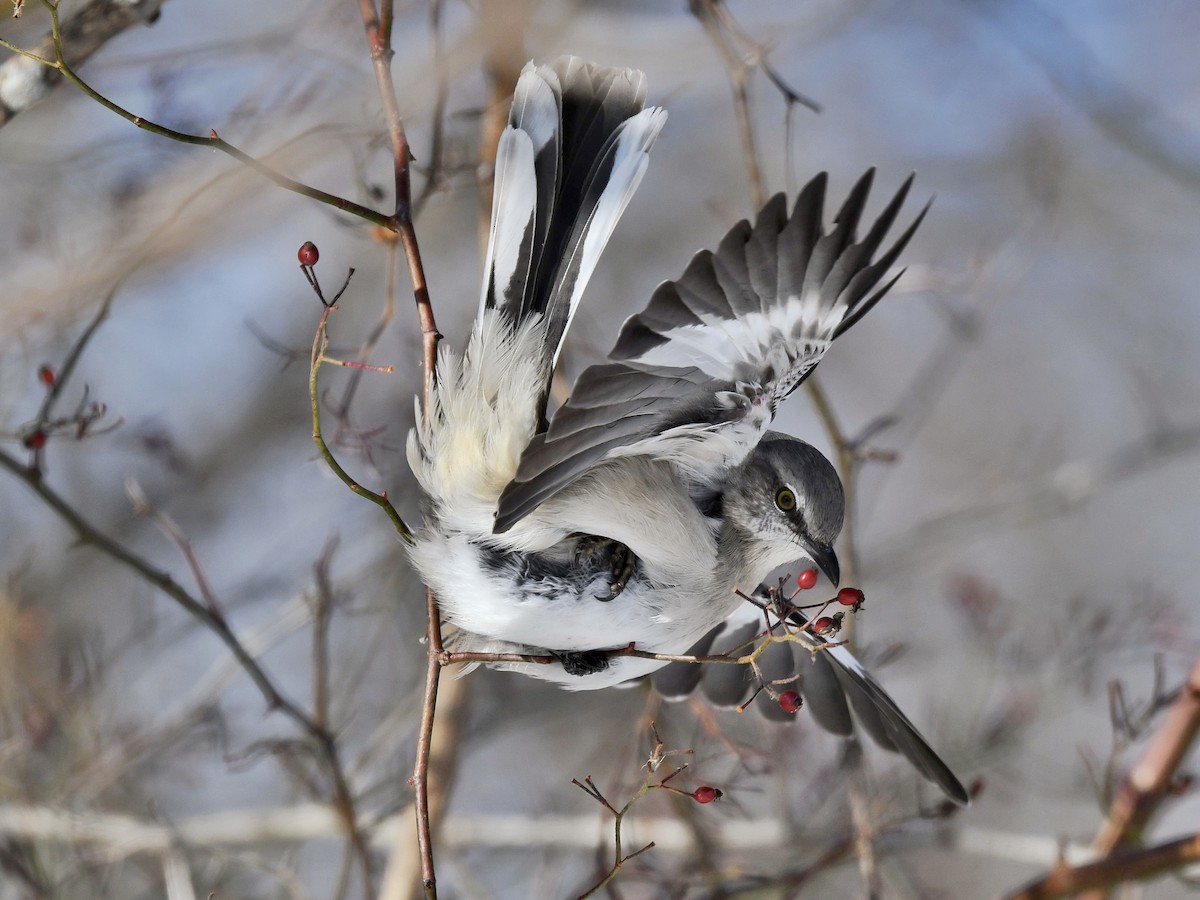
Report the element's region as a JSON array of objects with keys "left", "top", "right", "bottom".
[{"left": 1, "top": 0, "right": 1198, "bottom": 897}]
